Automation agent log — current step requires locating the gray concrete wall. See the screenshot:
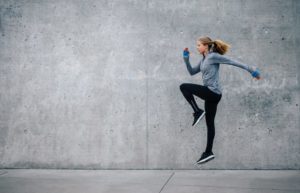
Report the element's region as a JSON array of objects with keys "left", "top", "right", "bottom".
[{"left": 0, "top": 0, "right": 299, "bottom": 169}]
